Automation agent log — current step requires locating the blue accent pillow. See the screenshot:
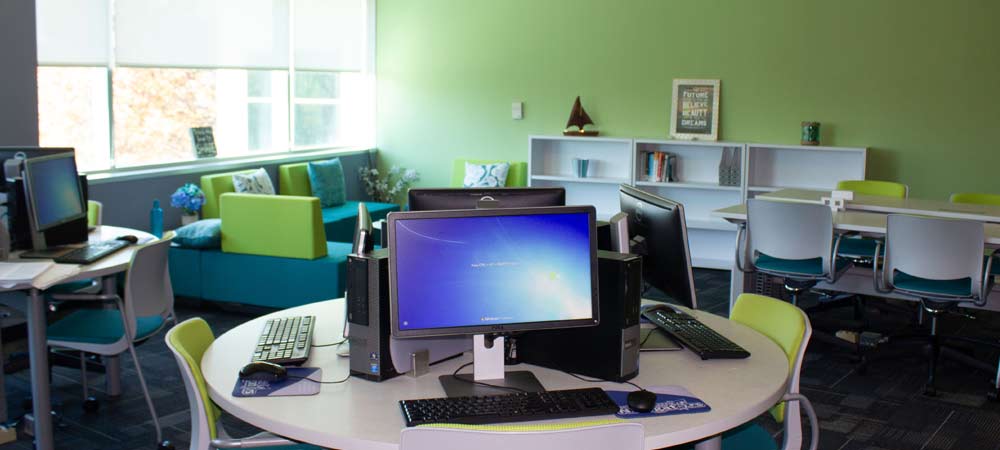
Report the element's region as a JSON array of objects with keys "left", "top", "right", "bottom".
[
  {"left": 307, "top": 158, "right": 346, "bottom": 207},
  {"left": 173, "top": 219, "right": 222, "bottom": 249}
]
